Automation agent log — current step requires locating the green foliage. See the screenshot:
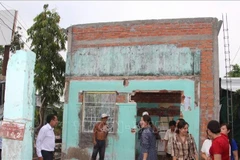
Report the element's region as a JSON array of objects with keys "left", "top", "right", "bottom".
[
  {"left": 27, "top": 4, "right": 67, "bottom": 107},
  {"left": 0, "top": 27, "right": 24, "bottom": 74},
  {"left": 0, "top": 46, "right": 4, "bottom": 73},
  {"left": 10, "top": 26, "right": 25, "bottom": 53},
  {"left": 228, "top": 64, "right": 240, "bottom": 77}
]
